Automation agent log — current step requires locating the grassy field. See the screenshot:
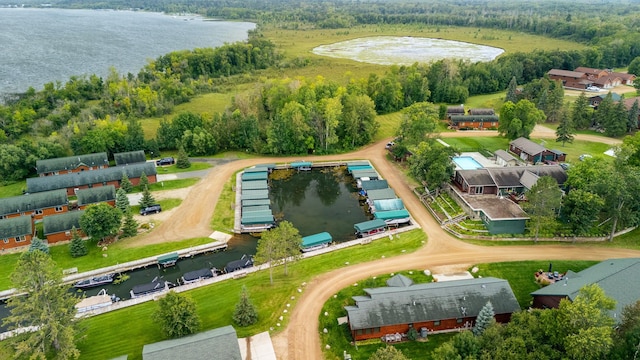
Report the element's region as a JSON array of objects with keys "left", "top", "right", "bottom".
[
  {"left": 210, "top": 173, "right": 237, "bottom": 233},
  {"left": 152, "top": 161, "right": 211, "bottom": 174},
  {"left": 130, "top": 198, "right": 182, "bottom": 215},
  {"left": 0, "top": 181, "right": 26, "bottom": 198}
]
